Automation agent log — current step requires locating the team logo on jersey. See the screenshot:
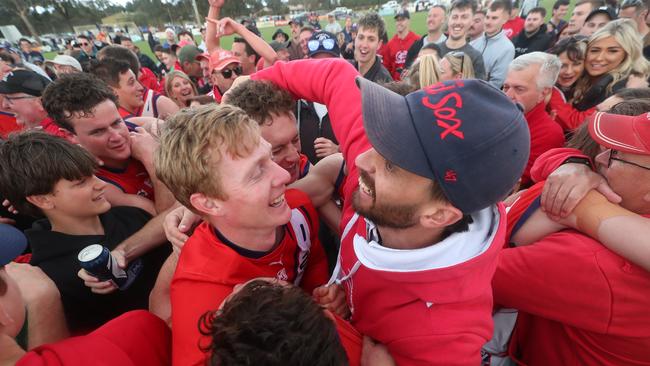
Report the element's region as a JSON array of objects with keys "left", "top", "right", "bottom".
[{"left": 276, "top": 268, "right": 288, "bottom": 282}]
